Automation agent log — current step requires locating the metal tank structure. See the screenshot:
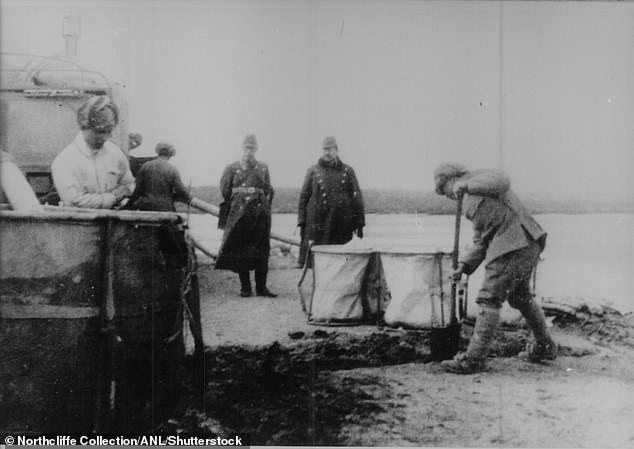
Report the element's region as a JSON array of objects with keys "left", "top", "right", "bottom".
[
  {"left": 0, "top": 17, "right": 193, "bottom": 433},
  {"left": 0, "top": 207, "right": 190, "bottom": 433},
  {"left": 0, "top": 16, "right": 130, "bottom": 202}
]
